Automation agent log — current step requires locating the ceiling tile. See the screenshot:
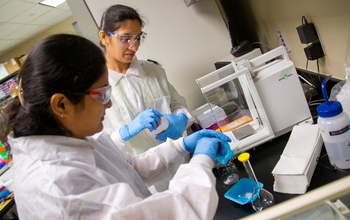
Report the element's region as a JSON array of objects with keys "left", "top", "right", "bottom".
[
  {"left": 56, "top": 1, "right": 70, "bottom": 11},
  {"left": 45, "top": 10, "right": 72, "bottom": 26},
  {"left": 27, "top": 24, "right": 50, "bottom": 37},
  {"left": 0, "top": 0, "right": 34, "bottom": 22},
  {"left": 4, "top": 24, "right": 42, "bottom": 40},
  {"left": 22, "top": 0, "right": 43, "bottom": 3},
  {"left": 0, "top": 0, "right": 73, "bottom": 60},
  {"left": 9, "top": 4, "right": 51, "bottom": 24},
  {"left": 0, "top": 39, "right": 21, "bottom": 53},
  {"left": 0, "top": 23, "right": 24, "bottom": 39},
  {"left": 29, "top": 8, "right": 67, "bottom": 25},
  {"left": 0, "top": 0, "right": 11, "bottom": 8}
]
